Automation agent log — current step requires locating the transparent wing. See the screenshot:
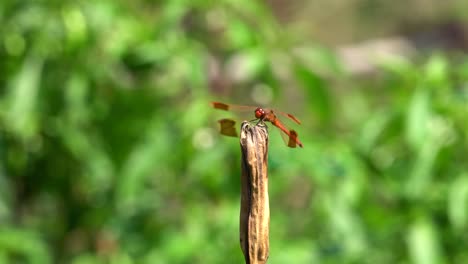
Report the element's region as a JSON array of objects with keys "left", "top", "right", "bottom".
[
  {"left": 217, "top": 118, "right": 238, "bottom": 137},
  {"left": 275, "top": 110, "right": 302, "bottom": 125},
  {"left": 276, "top": 123, "right": 302, "bottom": 148},
  {"left": 211, "top": 102, "right": 257, "bottom": 112}
]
